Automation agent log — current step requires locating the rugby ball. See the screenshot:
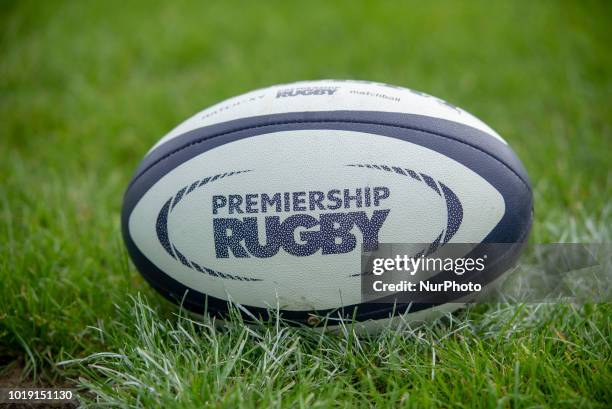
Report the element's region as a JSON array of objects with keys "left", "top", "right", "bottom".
[{"left": 121, "top": 80, "right": 532, "bottom": 329}]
